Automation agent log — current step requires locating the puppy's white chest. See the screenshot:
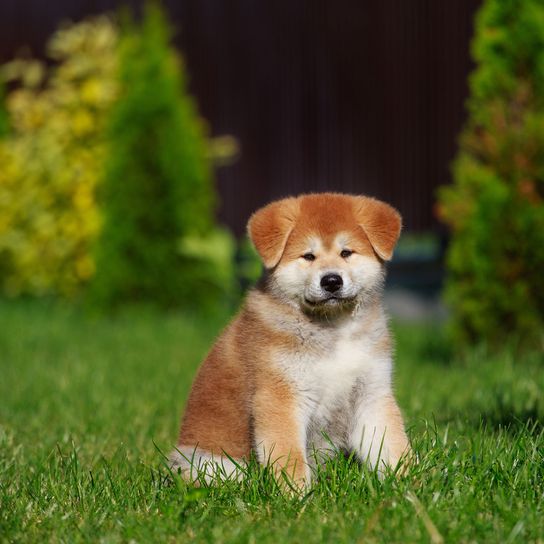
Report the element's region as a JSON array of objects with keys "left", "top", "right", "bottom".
[
  {"left": 304, "top": 339, "right": 369, "bottom": 401},
  {"left": 275, "top": 323, "right": 388, "bottom": 412}
]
